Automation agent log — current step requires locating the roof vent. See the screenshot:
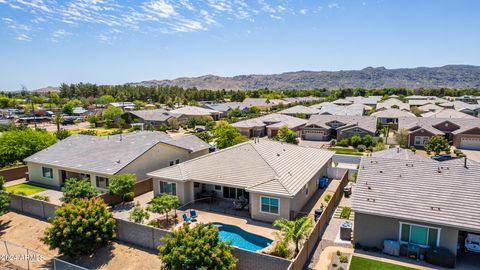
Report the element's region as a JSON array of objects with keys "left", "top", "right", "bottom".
[
  {"left": 430, "top": 206, "right": 441, "bottom": 211},
  {"left": 437, "top": 167, "right": 442, "bottom": 173},
  {"left": 366, "top": 198, "right": 376, "bottom": 202},
  {"left": 464, "top": 157, "right": 468, "bottom": 169},
  {"left": 116, "top": 160, "right": 121, "bottom": 163},
  {"left": 277, "top": 153, "right": 280, "bottom": 157}
]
